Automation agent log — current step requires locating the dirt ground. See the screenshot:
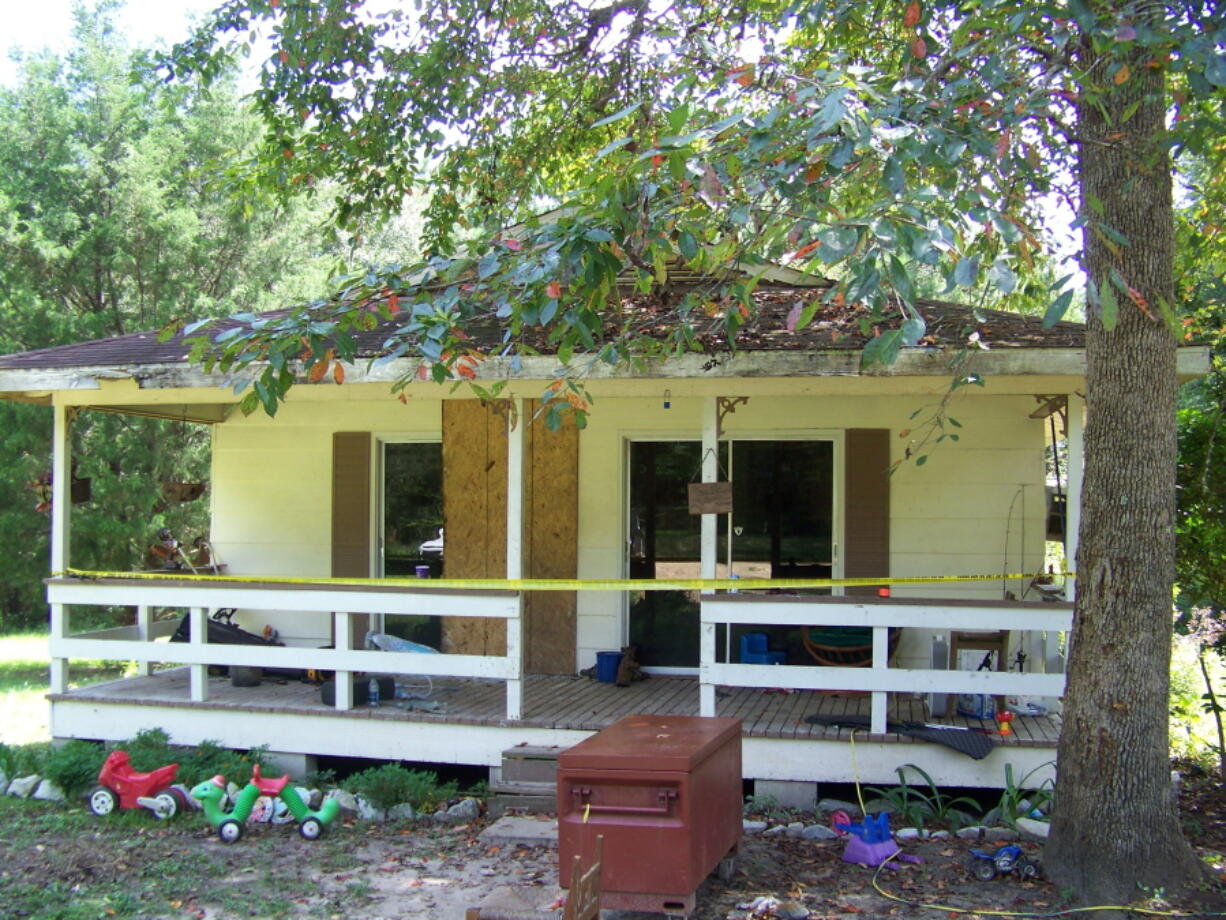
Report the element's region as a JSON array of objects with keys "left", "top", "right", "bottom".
[{"left": 3, "top": 771, "right": 1223, "bottom": 920}]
